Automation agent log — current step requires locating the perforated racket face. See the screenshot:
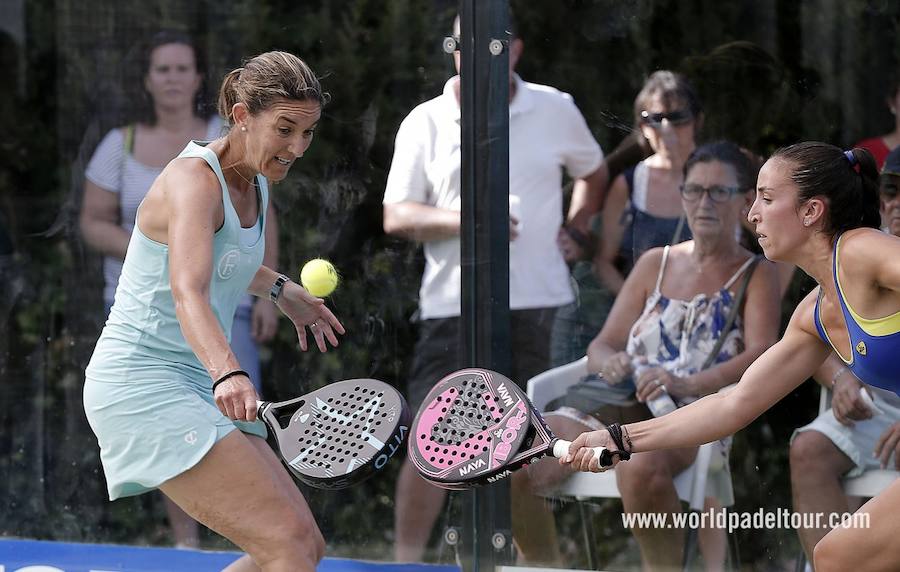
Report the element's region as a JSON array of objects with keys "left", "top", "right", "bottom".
[
  {"left": 408, "top": 368, "right": 531, "bottom": 486},
  {"left": 261, "top": 378, "right": 410, "bottom": 490}
]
